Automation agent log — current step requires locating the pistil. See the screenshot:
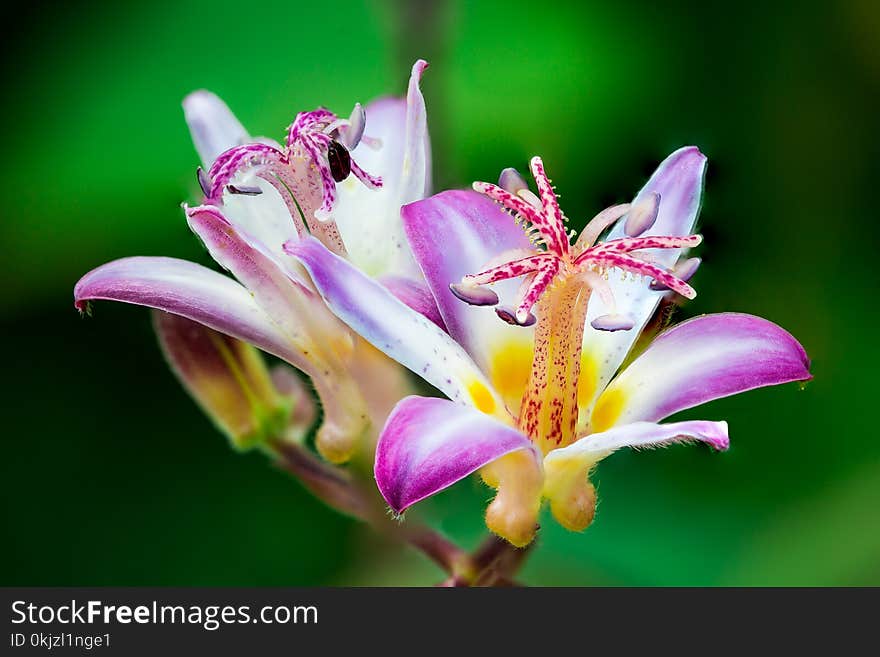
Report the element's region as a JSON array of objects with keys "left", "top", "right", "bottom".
[{"left": 517, "top": 276, "right": 591, "bottom": 454}]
